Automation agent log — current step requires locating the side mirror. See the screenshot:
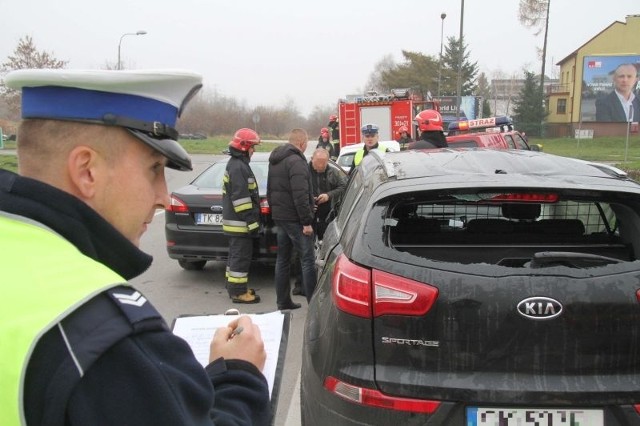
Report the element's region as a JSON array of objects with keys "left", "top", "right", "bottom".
[{"left": 529, "top": 144, "right": 543, "bottom": 152}]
